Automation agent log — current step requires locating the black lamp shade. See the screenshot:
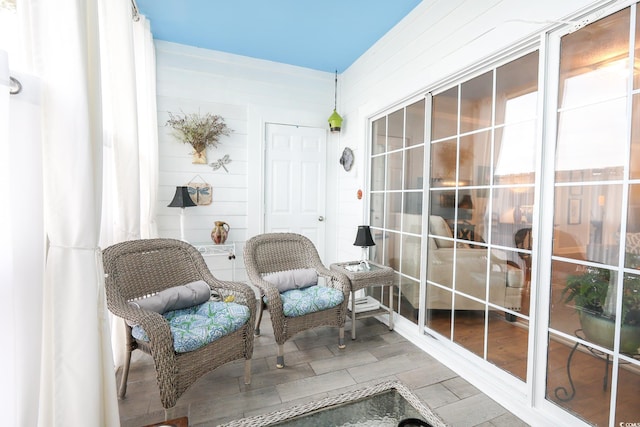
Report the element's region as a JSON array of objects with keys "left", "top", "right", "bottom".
[
  {"left": 353, "top": 225, "right": 375, "bottom": 247},
  {"left": 168, "top": 186, "right": 197, "bottom": 208}
]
